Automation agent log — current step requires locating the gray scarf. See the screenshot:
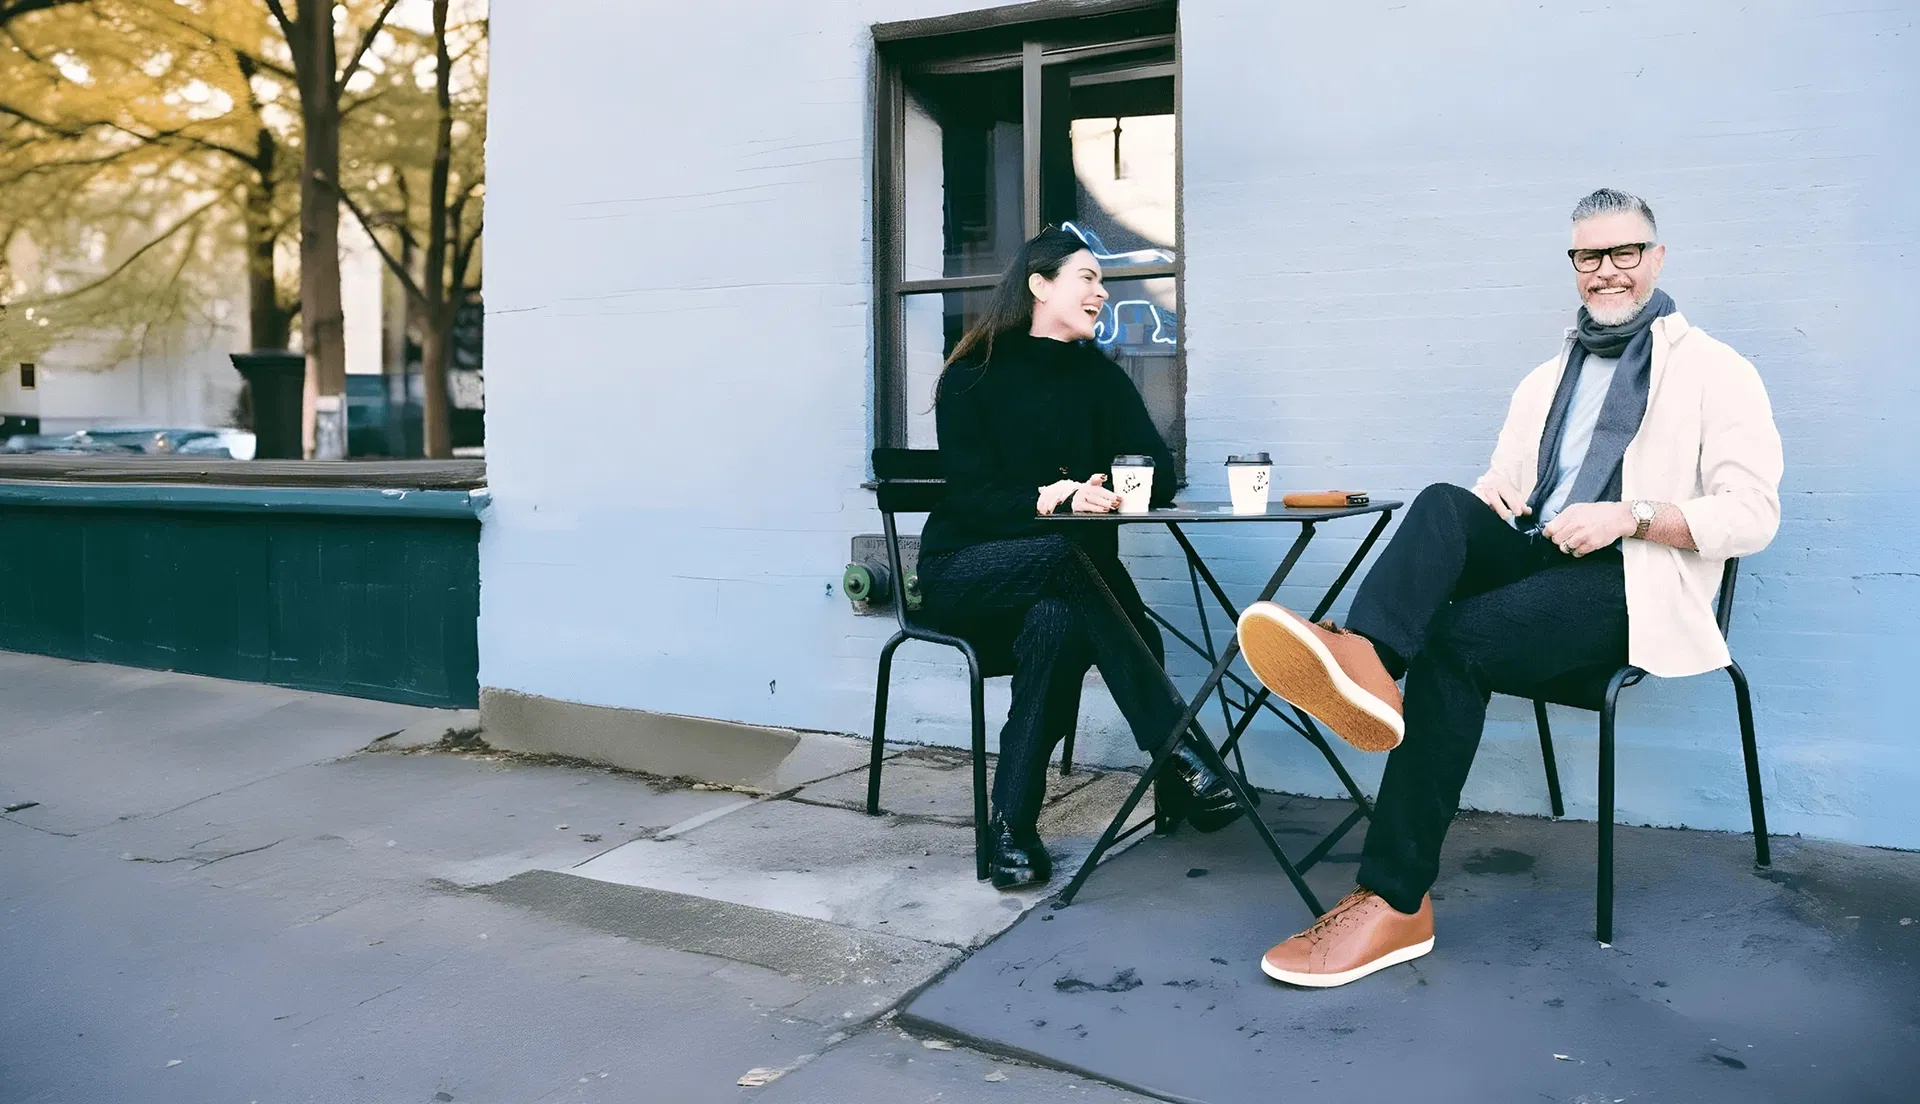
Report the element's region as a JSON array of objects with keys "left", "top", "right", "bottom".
[{"left": 1526, "top": 288, "right": 1678, "bottom": 519}]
